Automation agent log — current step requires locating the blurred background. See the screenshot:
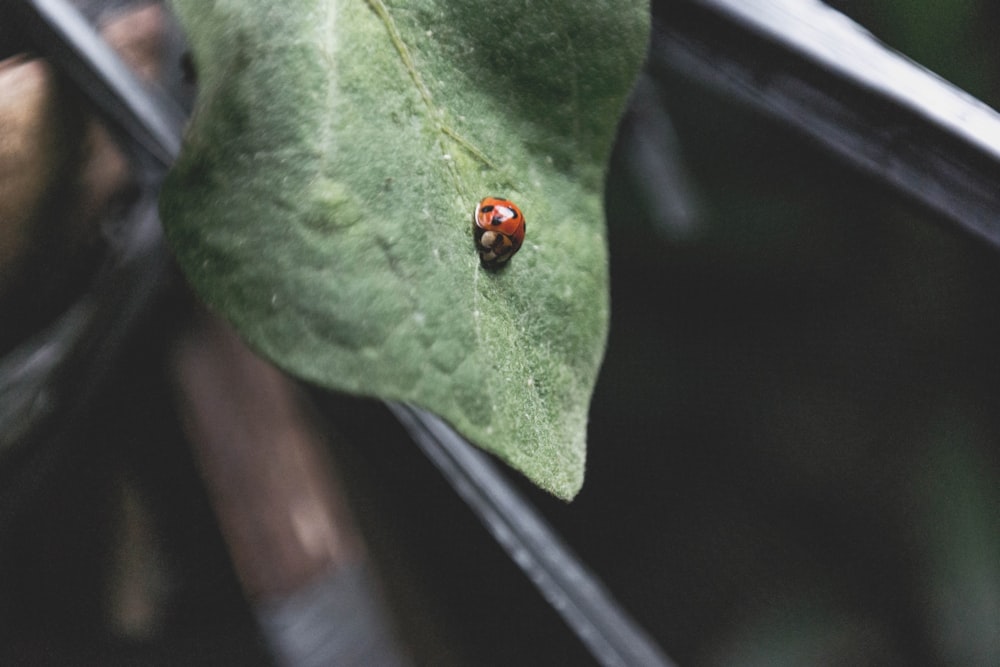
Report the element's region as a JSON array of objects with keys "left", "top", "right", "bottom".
[{"left": 1, "top": 0, "right": 998, "bottom": 665}]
